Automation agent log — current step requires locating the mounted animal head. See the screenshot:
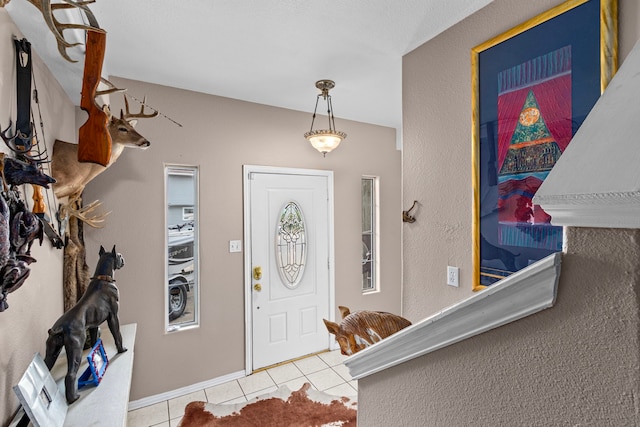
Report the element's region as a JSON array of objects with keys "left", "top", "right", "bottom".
[
  {"left": 51, "top": 93, "right": 157, "bottom": 201},
  {"left": 323, "top": 305, "right": 412, "bottom": 356},
  {"left": 2, "top": 157, "right": 55, "bottom": 188},
  {"left": 105, "top": 94, "right": 157, "bottom": 150},
  {"left": 94, "top": 79, "right": 158, "bottom": 151}
]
